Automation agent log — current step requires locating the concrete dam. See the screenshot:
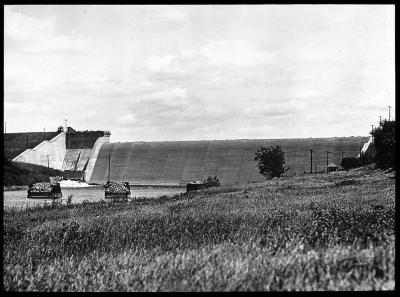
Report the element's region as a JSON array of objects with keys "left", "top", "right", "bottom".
[
  {"left": 90, "top": 137, "right": 369, "bottom": 186},
  {"left": 6, "top": 126, "right": 369, "bottom": 186}
]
